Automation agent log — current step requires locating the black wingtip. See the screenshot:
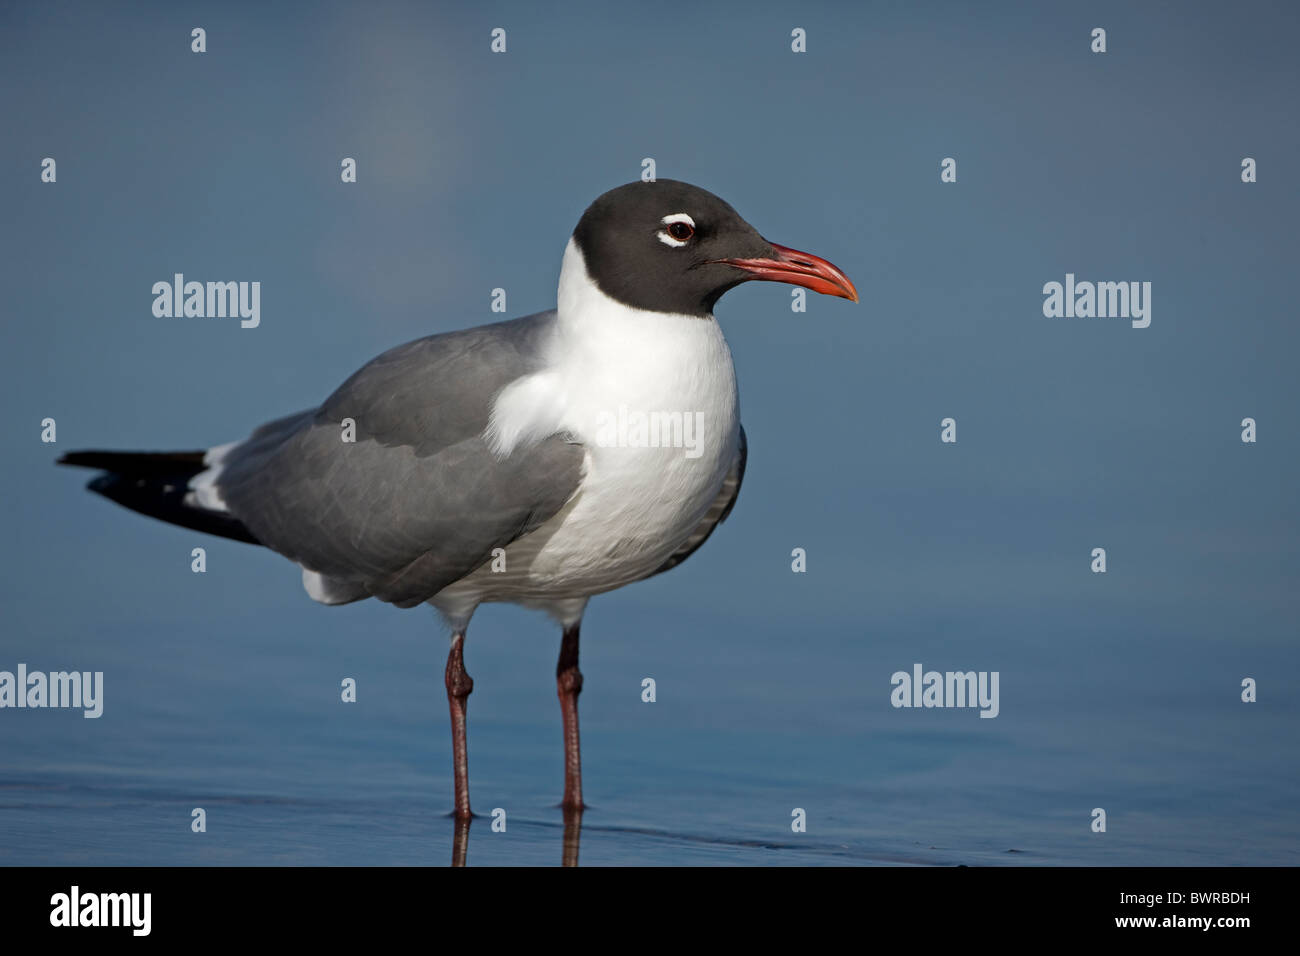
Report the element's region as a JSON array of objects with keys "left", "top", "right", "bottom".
[{"left": 75, "top": 466, "right": 263, "bottom": 547}]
